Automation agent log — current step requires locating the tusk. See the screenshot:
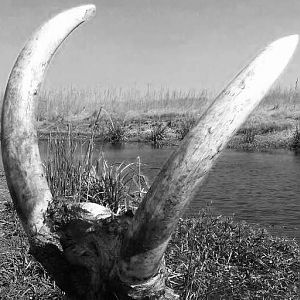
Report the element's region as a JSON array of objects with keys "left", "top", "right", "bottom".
[
  {"left": 1, "top": 5, "right": 96, "bottom": 239},
  {"left": 120, "top": 35, "right": 299, "bottom": 280}
]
